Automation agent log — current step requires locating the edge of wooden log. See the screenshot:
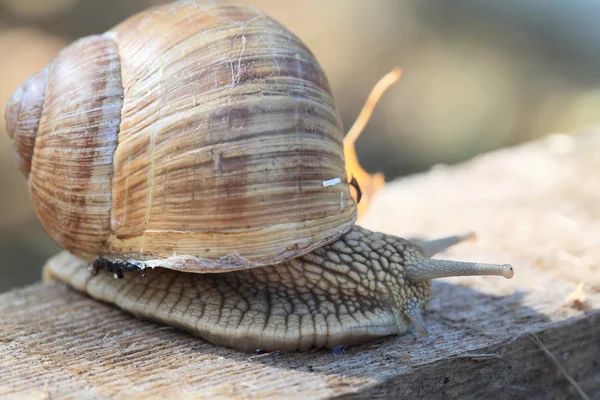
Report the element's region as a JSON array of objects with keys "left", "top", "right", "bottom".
[{"left": 2, "top": 130, "right": 600, "bottom": 399}]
